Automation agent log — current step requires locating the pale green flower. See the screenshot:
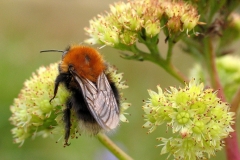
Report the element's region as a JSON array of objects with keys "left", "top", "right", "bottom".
[
  {"left": 84, "top": 0, "right": 200, "bottom": 48},
  {"left": 143, "top": 79, "right": 234, "bottom": 160},
  {"left": 10, "top": 63, "right": 130, "bottom": 146}
]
